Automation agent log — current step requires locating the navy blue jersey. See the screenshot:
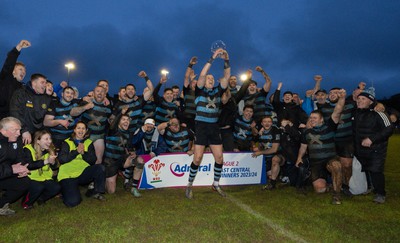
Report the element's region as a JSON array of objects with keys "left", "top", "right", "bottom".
[
  {"left": 194, "top": 84, "right": 225, "bottom": 123},
  {"left": 257, "top": 126, "right": 281, "bottom": 158},
  {"left": 302, "top": 118, "right": 338, "bottom": 161},
  {"left": 46, "top": 99, "right": 79, "bottom": 142},
  {"left": 113, "top": 97, "right": 145, "bottom": 133},
  {"left": 80, "top": 100, "right": 112, "bottom": 137},
  {"left": 163, "top": 127, "right": 194, "bottom": 152}
]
